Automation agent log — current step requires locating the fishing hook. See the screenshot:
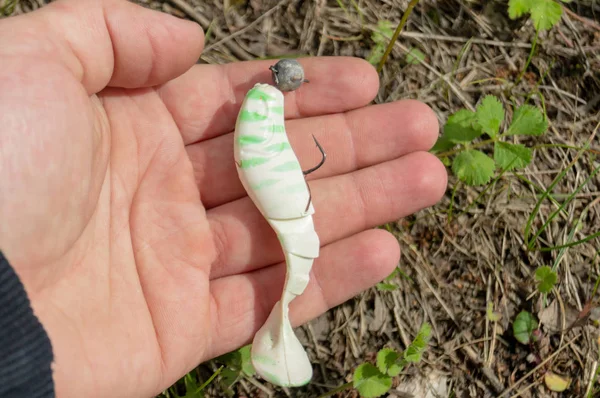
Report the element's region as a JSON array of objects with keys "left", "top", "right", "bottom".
[
  {"left": 302, "top": 135, "right": 326, "bottom": 176},
  {"left": 303, "top": 135, "right": 326, "bottom": 212}
]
